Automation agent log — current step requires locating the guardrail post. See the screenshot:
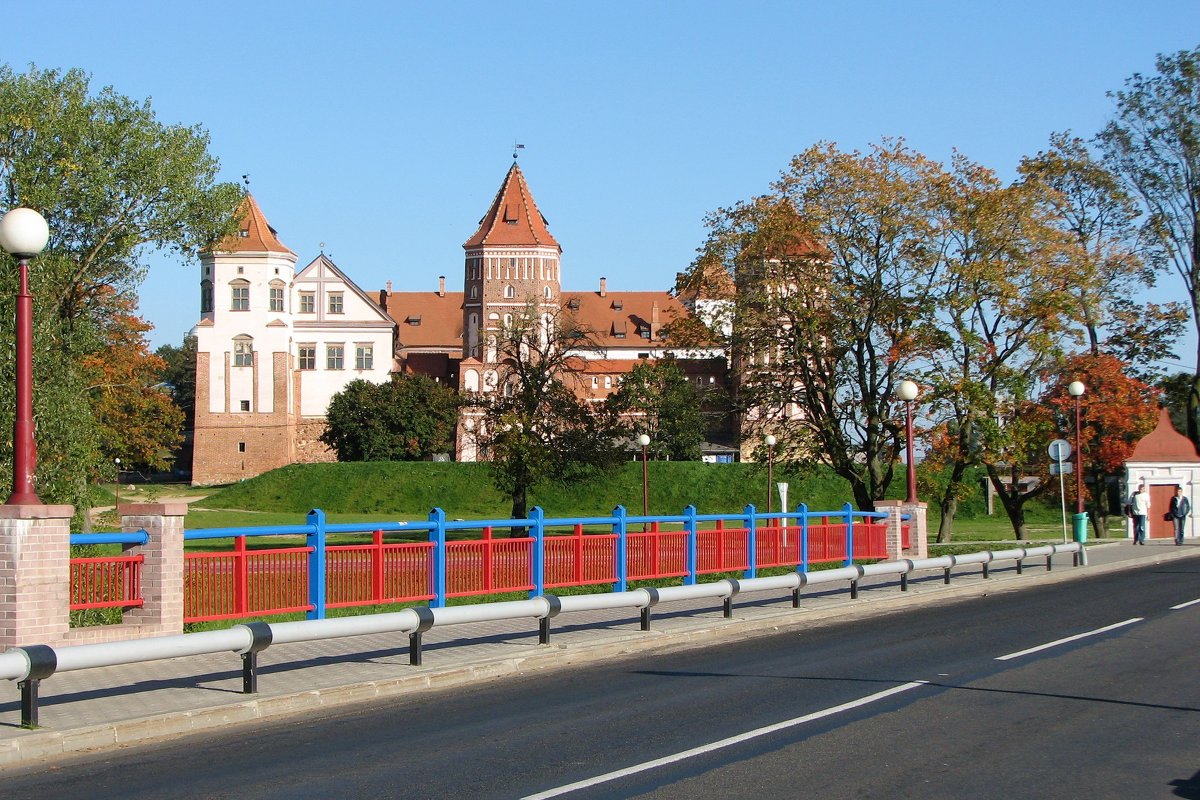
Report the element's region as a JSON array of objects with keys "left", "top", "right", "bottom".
[
  {"left": 429, "top": 508, "right": 447, "bottom": 608},
  {"left": 305, "top": 509, "right": 327, "bottom": 620},
  {"left": 530, "top": 506, "right": 545, "bottom": 598},
  {"left": 684, "top": 505, "right": 698, "bottom": 585},
  {"left": 843, "top": 502, "right": 854, "bottom": 567},
  {"left": 798, "top": 503, "right": 809, "bottom": 574},
  {"left": 16, "top": 644, "right": 56, "bottom": 728},
  {"left": 613, "top": 506, "right": 628, "bottom": 592},
  {"left": 744, "top": 503, "right": 758, "bottom": 579}
]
